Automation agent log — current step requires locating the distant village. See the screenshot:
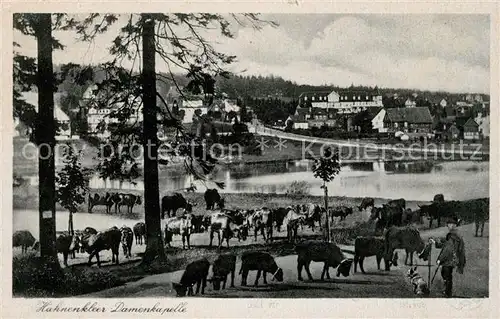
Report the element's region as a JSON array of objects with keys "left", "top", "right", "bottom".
[{"left": 13, "top": 82, "right": 490, "bottom": 143}]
